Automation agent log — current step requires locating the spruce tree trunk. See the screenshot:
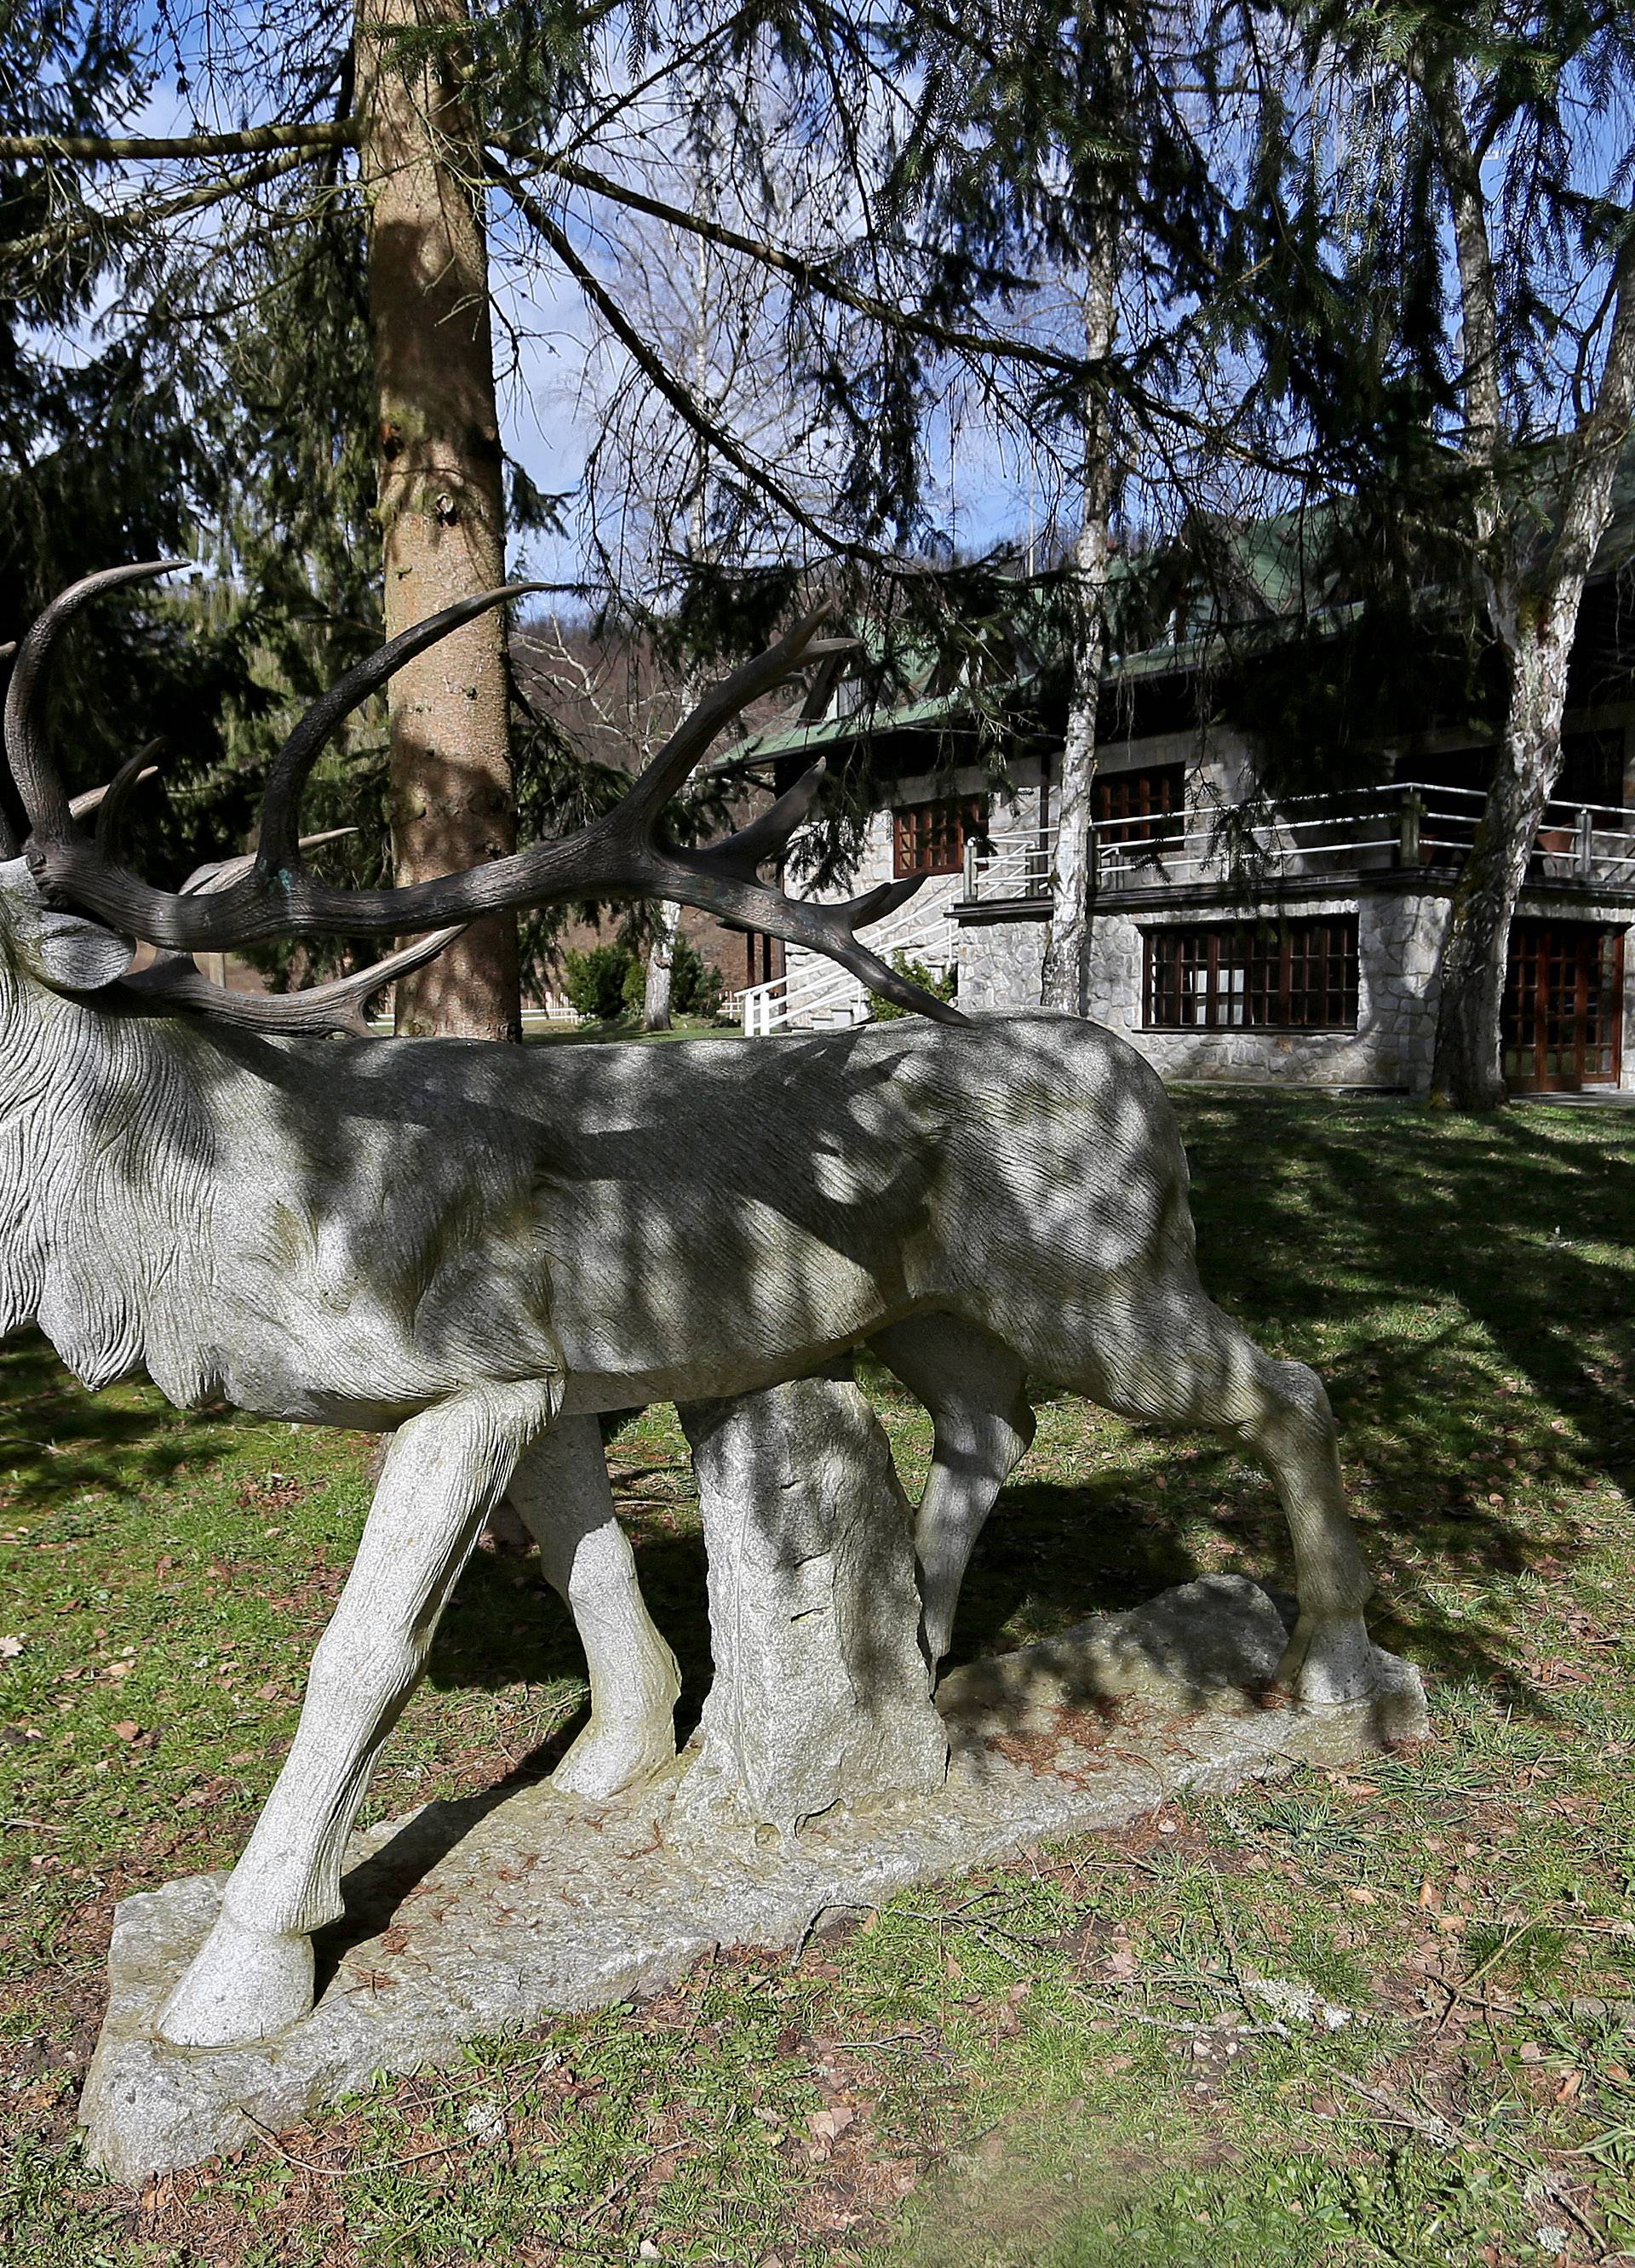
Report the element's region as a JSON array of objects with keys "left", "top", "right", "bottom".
[
  {"left": 1040, "top": 241, "right": 1117, "bottom": 1017},
  {"left": 1430, "top": 590, "right": 1579, "bottom": 1108},
  {"left": 357, "top": 0, "right": 519, "bottom": 1040},
  {"left": 643, "top": 901, "right": 677, "bottom": 1029}
]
